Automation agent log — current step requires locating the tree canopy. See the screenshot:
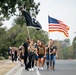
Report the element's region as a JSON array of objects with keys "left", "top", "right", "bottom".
[{"left": 0, "top": 0, "right": 40, "bottom": 19}]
